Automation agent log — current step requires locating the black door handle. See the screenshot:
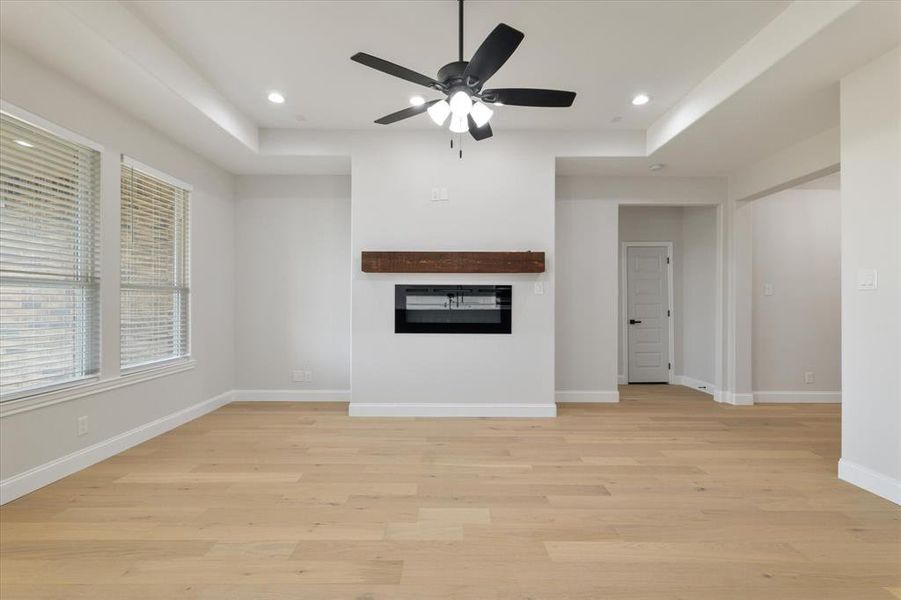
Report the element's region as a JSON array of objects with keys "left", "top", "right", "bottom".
[{"left": 629, "top": 319, "right": 642, "bottom": 324}]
